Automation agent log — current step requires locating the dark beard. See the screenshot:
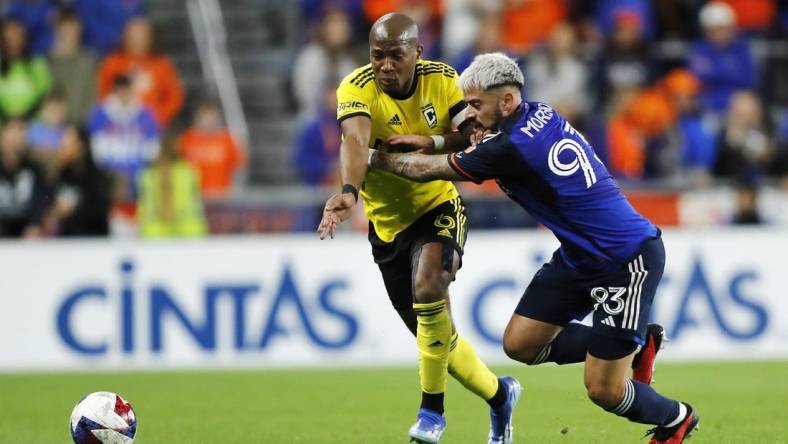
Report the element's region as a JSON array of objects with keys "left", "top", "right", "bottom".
[{"left": 490, "top": 107, "right": 504, "bottom": 131}]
